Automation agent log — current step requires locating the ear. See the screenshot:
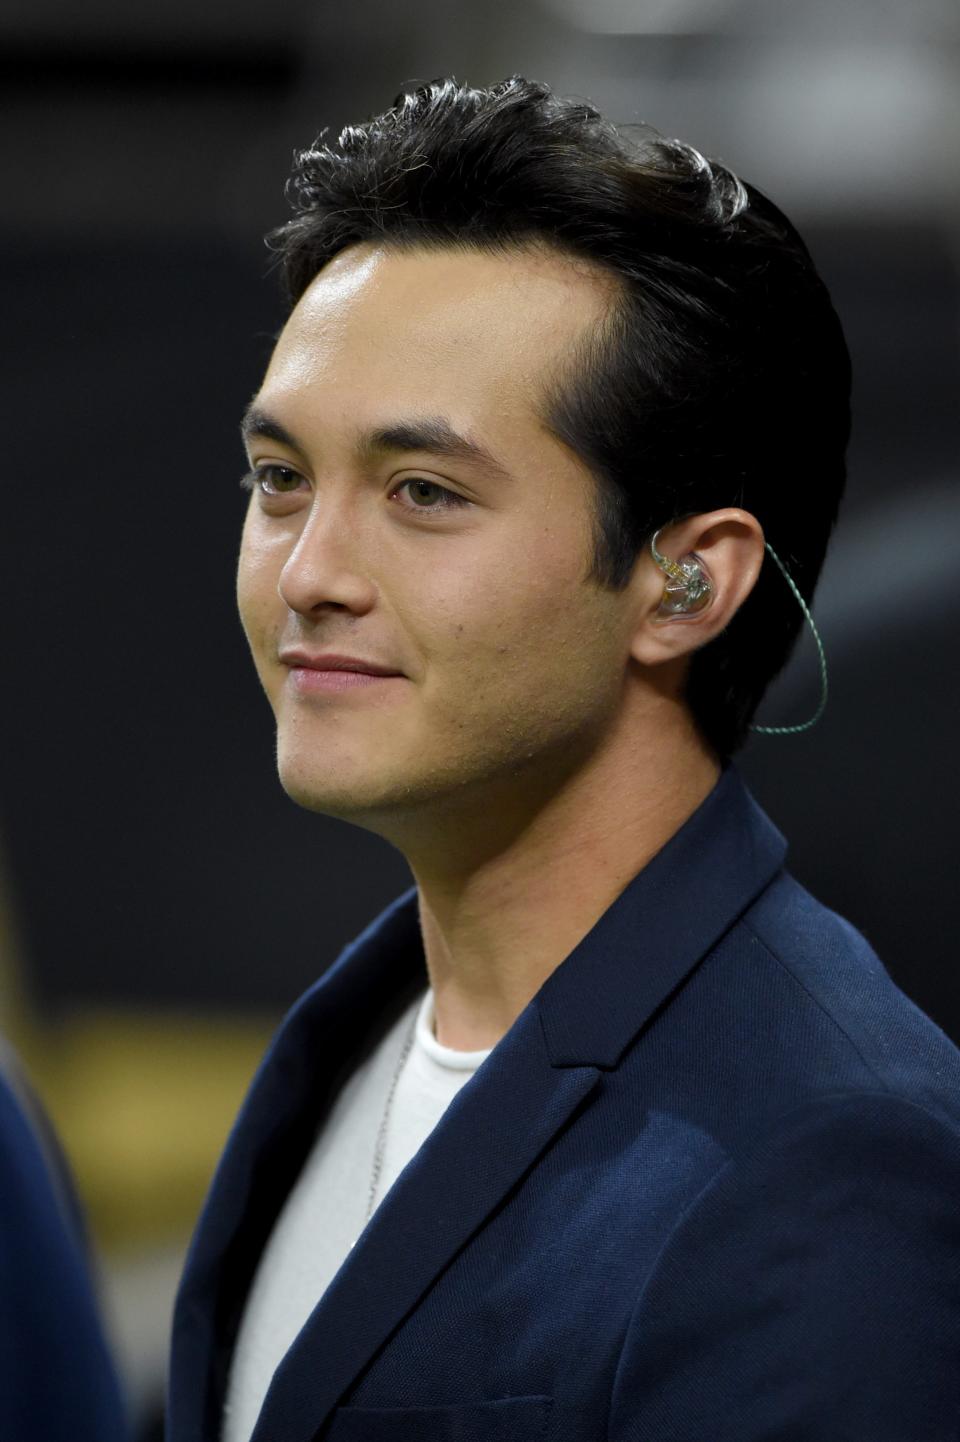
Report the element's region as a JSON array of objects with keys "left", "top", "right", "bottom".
[{"left": 628, "top": 508, "right": 766, "bottom": 667}]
